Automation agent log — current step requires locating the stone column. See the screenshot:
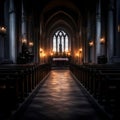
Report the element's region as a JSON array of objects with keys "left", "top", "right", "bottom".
[
  {"left": 111, "top": 0, "right": 120, "bottom": 63},
  {"left": 21, "top": 0, "right": 27, "bottom": 40},
  {"left": 0, "top": 4, "right": 4, "bottom": 59},
  {"left": 100, "top": 43, "right": 105, "bottom": 55},
  {"left": 9, "top": 0, "right": 16, "bottom": 63},
  {"left": 86, "top": 13, "right": 91, "bottom": 63},
  {"left": 107, "top": 0, "right": 114, "bottom": 63},
  {"left": 0, "top": 36, "right": 4, "bottom": 59},
  {"left": 95, "top": 0, "right": 101, "bottom": 63},
  {"left": 90, "top": 46, "right": 94, "bottom": 63}
]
